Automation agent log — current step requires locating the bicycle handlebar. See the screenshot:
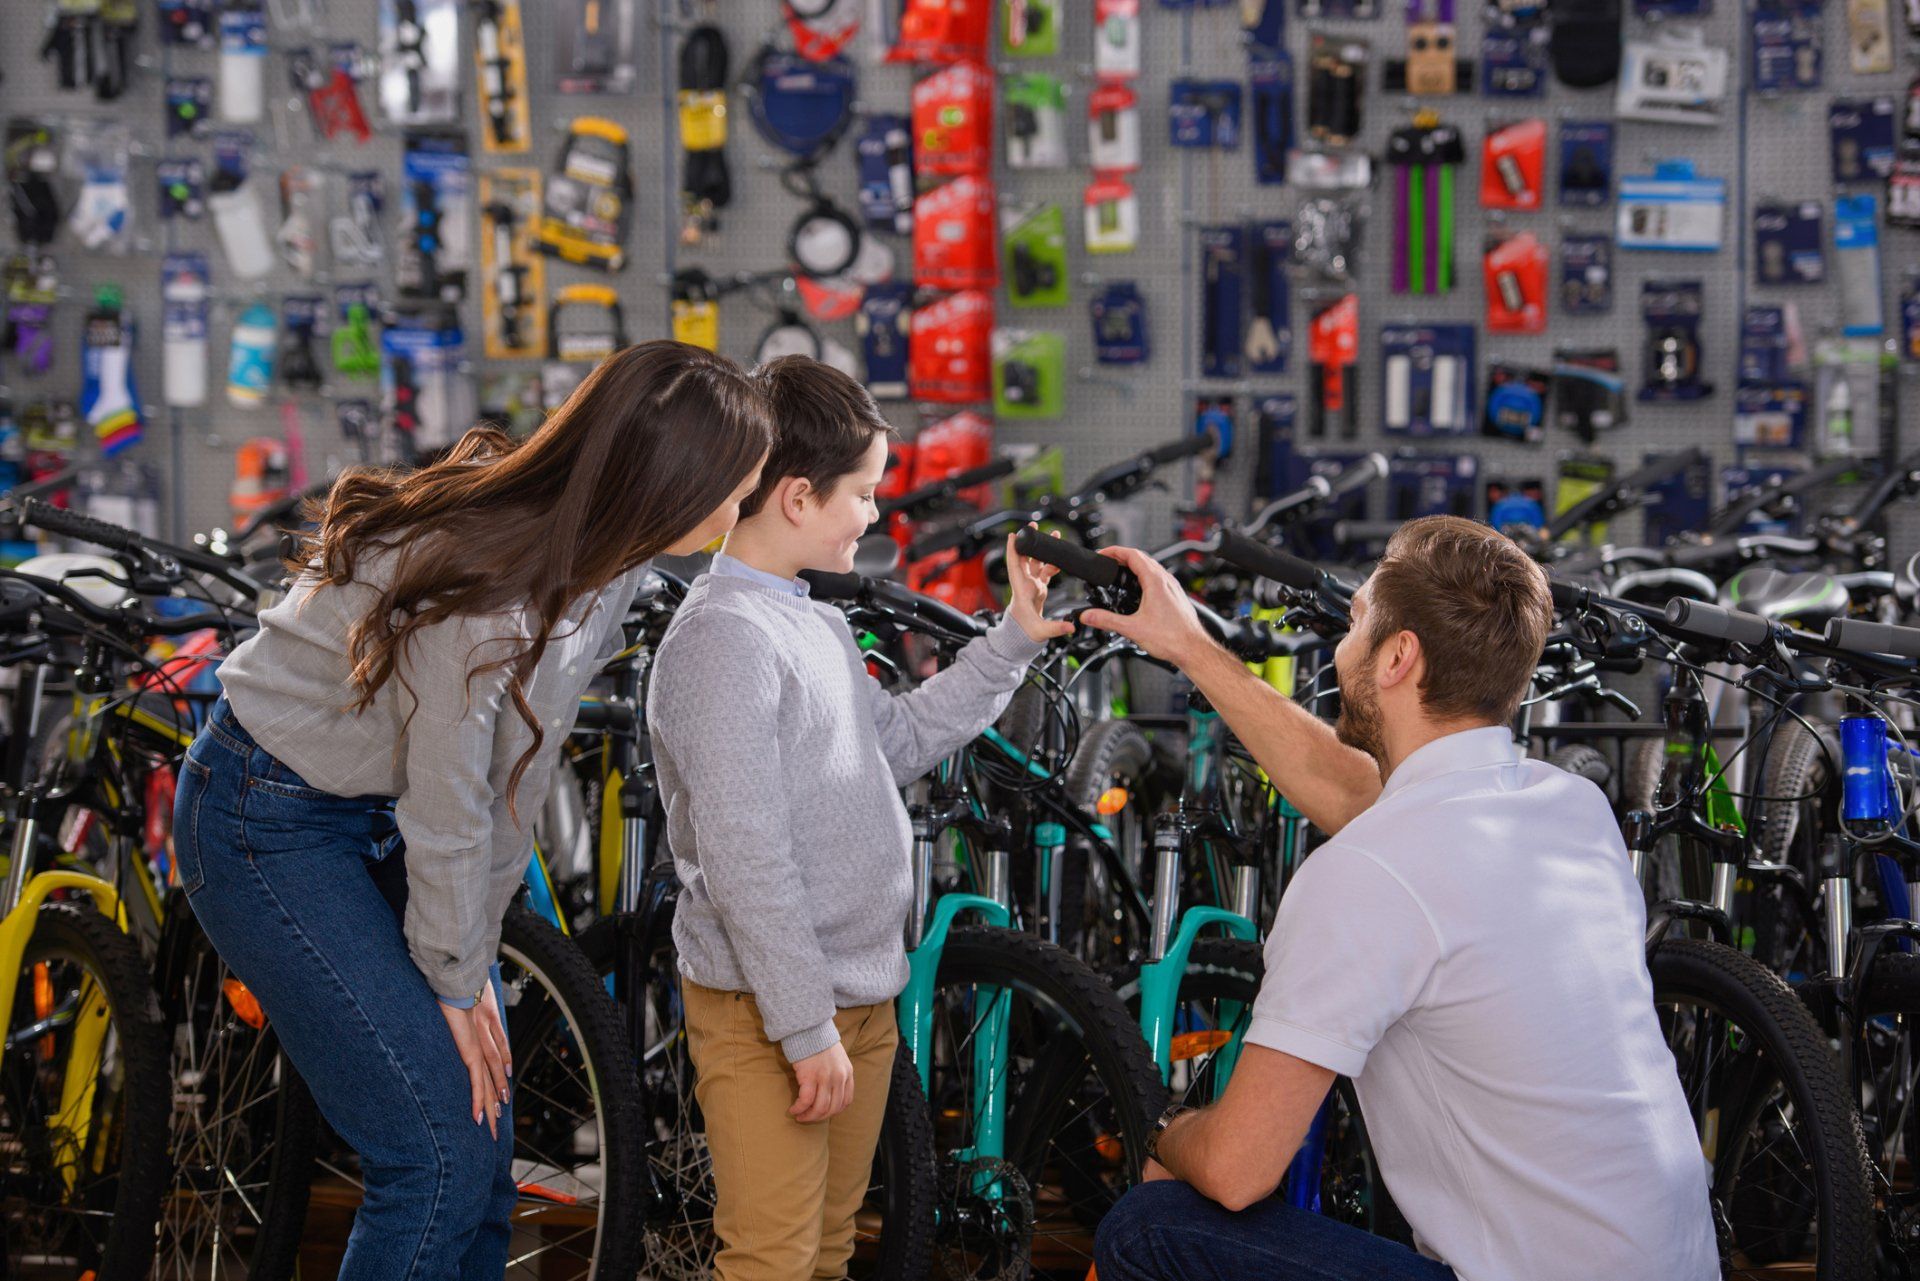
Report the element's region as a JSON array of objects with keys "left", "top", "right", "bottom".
[
  {"left": 1663, "top": 598, "right": 1773, "bottom": 647},
  {"left": 1825, "top": 617, "right": 1920, "bottom": 661},
  {"left": 17, "top": 498, "right": 267, "bottom": 599},
  {"left": 874, "top": 456, "right": 1017, "bottom": 521},
  {"left": 1013, "top": 526, "right": 1127, "bottom": 590}
]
